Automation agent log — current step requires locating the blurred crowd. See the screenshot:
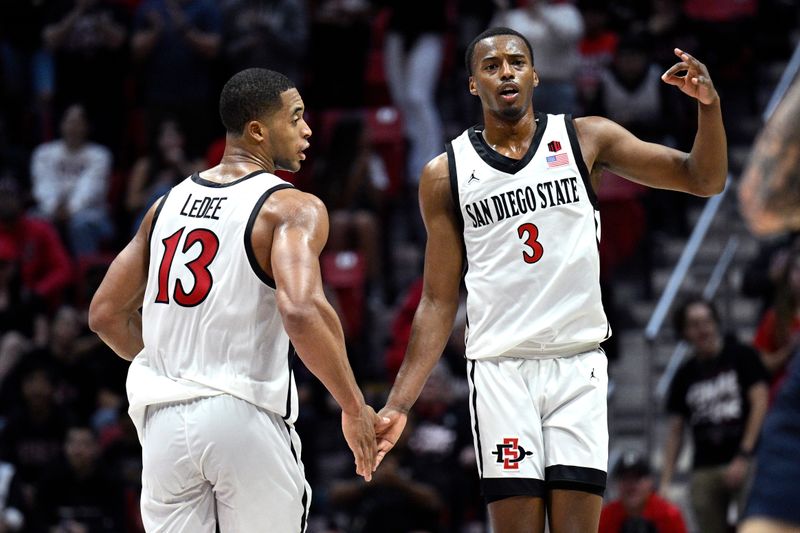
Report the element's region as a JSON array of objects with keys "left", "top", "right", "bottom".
[{"left": 0, "top": 0, "right": 798, "bottom": 532}]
